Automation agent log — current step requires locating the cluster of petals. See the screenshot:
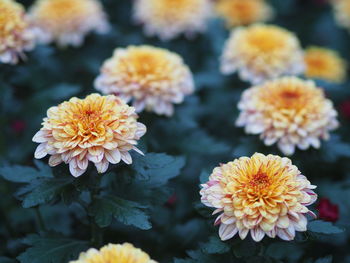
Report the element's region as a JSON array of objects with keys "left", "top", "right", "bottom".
[
  {"left": 69, "top": 243, "right": 157, "bottom": 263},
  {"left": 28, "top": 0, "right": 109, "bottom": 47},
  {"left": 32, "top": 93, "right": 146, "bottom": 177},
  {"left": 95, "top": 45, "right": 194, "bottom": 116},
  {"left": 304, "top": 46, "right": 347, "bottom": 83},
  {"left": 332, "top": 0, "right": 350, "bottom": 31},
  {"left": 200, "top": 153, "right": 318, "bottom": 242},
  {"left": 236, "top": 77, "right": 338, "bottom": 155},
  {"left": 133, "top": 0, "right": 212, "bottom": 41},
  {"left": 220, "top": 24, "right": 305, "bottom": 84},
  {"left": 216, "top": 0, "right": 273, "bottom": 28},
  {"left": 0, "top": 0, "right": 36, "bottom": 64}
]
